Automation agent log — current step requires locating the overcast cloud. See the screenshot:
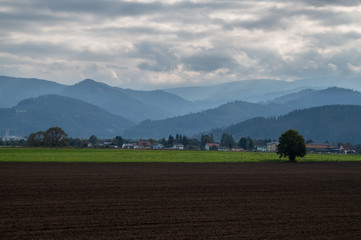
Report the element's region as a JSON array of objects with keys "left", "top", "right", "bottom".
[{"left": 0, "top": 0, "right": 360, "bottom": 89}]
